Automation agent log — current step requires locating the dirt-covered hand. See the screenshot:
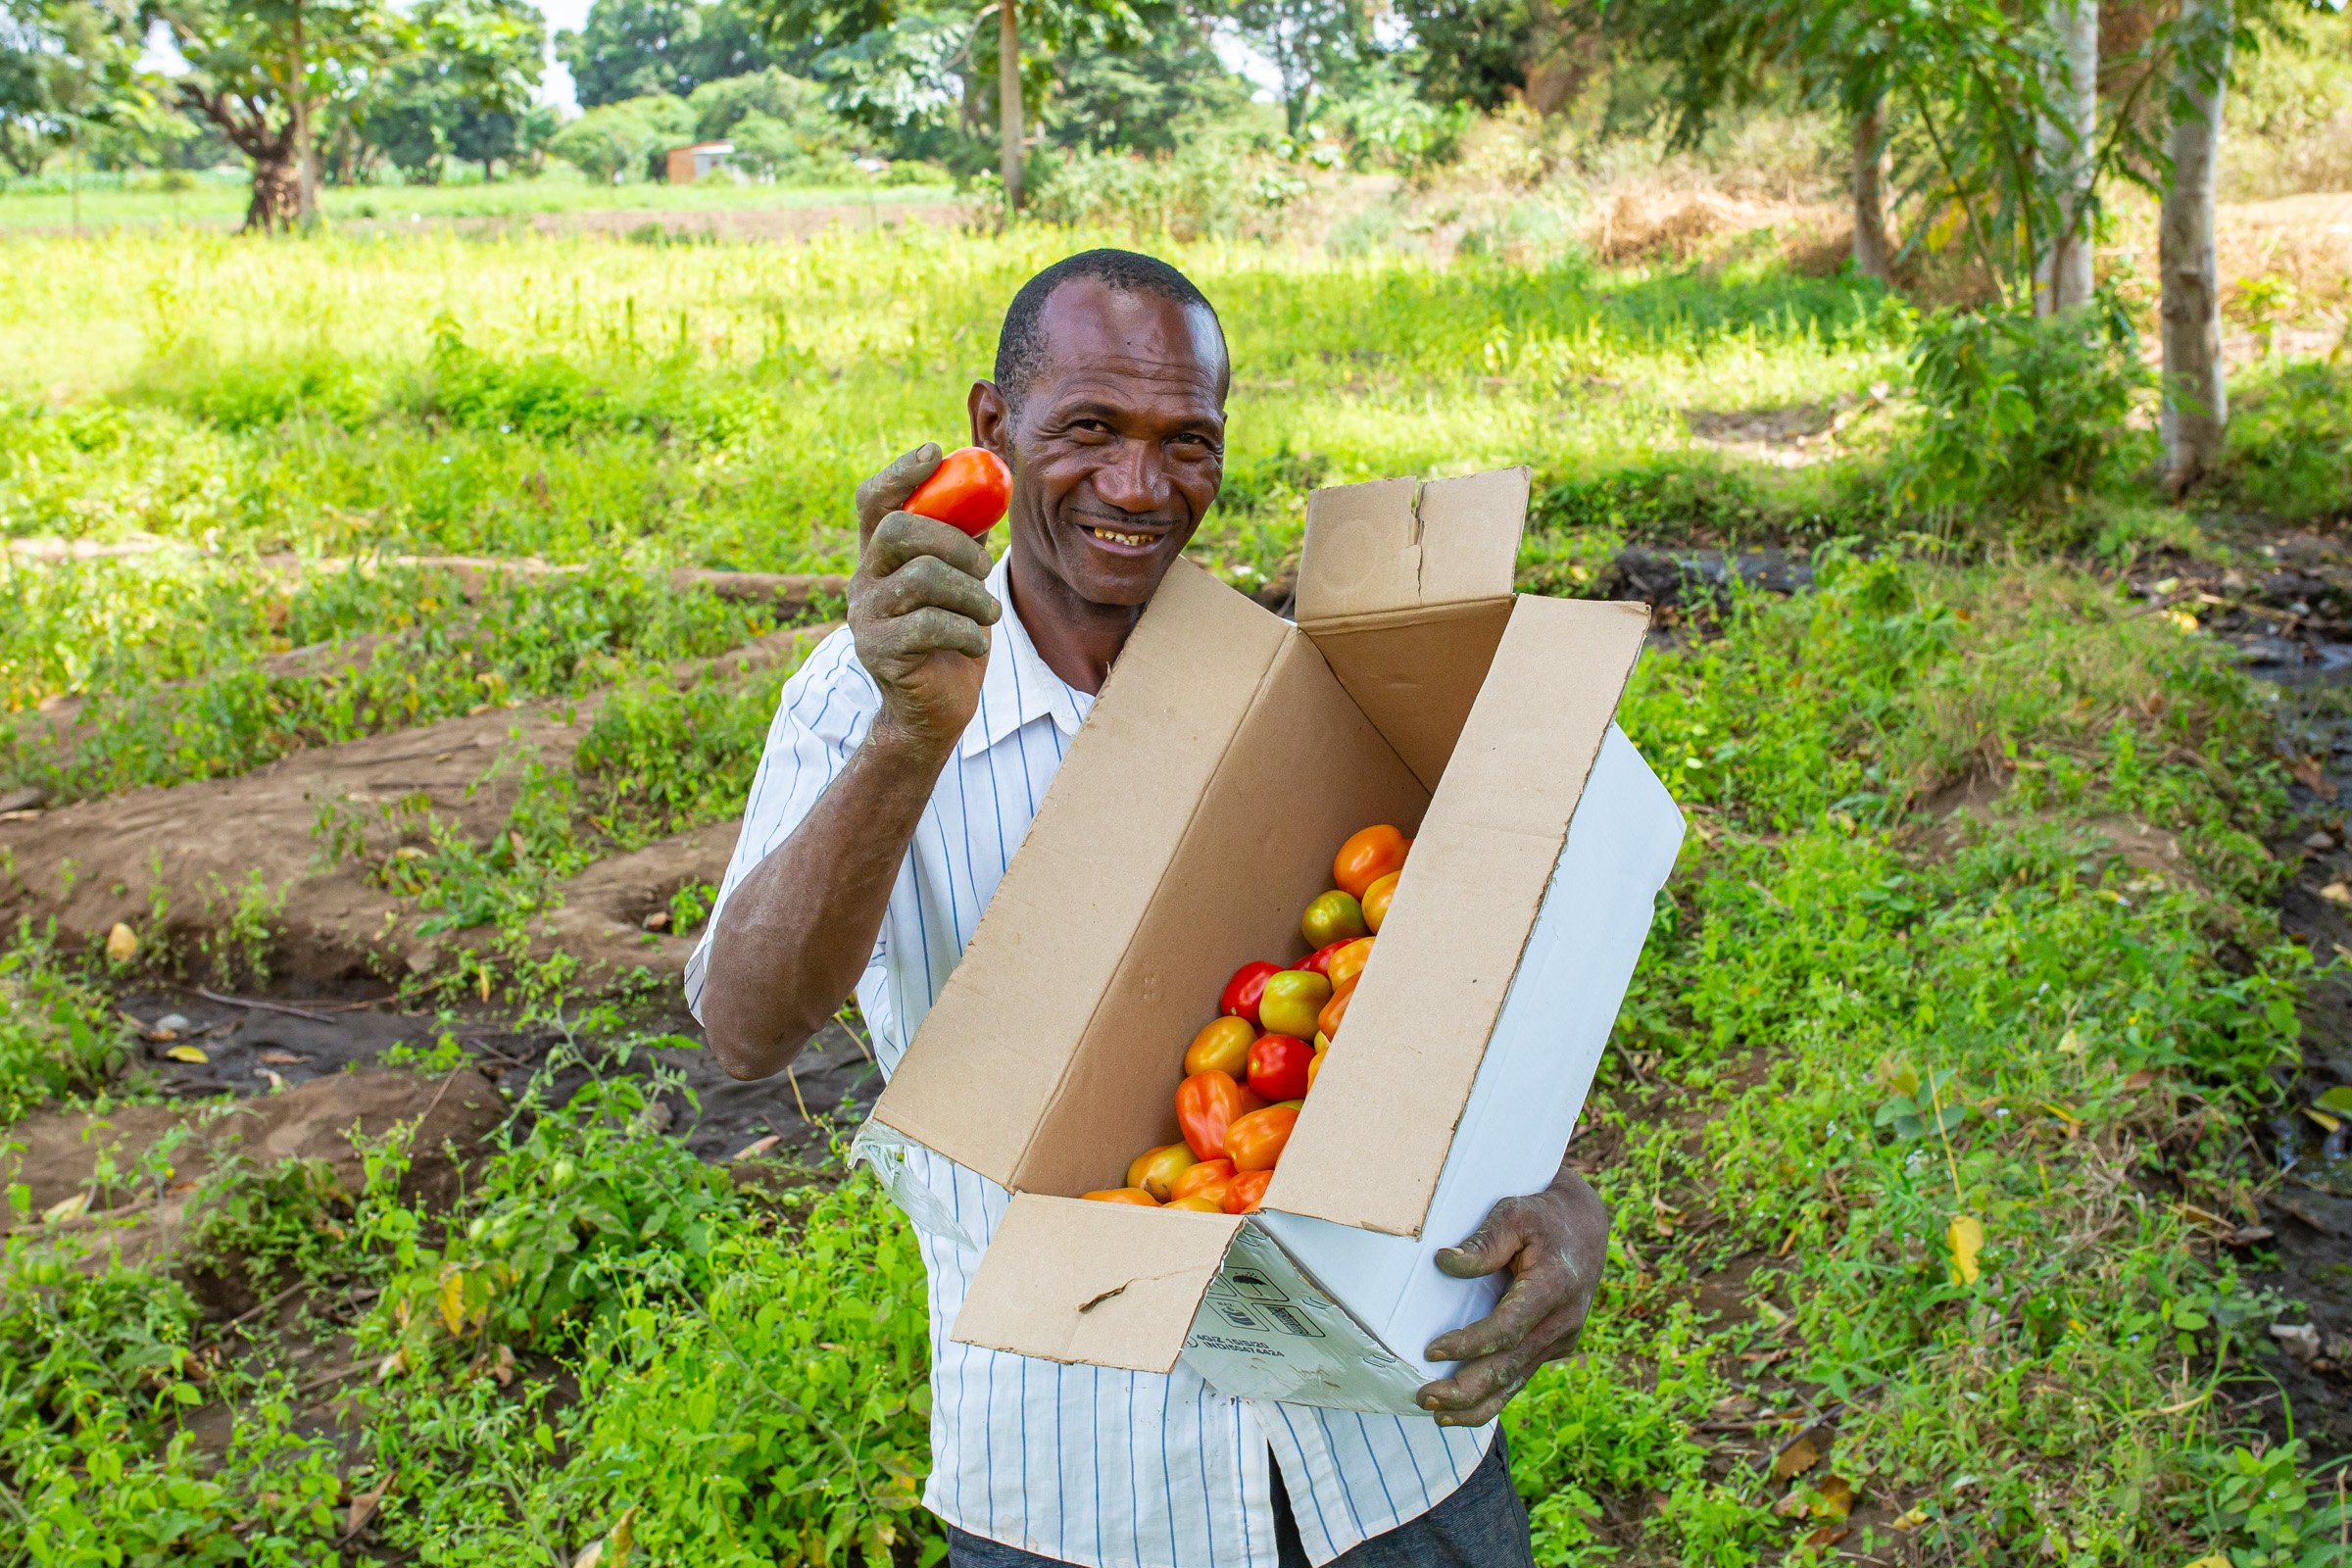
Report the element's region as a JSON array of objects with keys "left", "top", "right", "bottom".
[
  {"left": 1414, "top": 1166, "right": 1609, "bottom": 1427},
  {"left": 850, "top": 443, "right": 1003, "bottom": 752}
]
